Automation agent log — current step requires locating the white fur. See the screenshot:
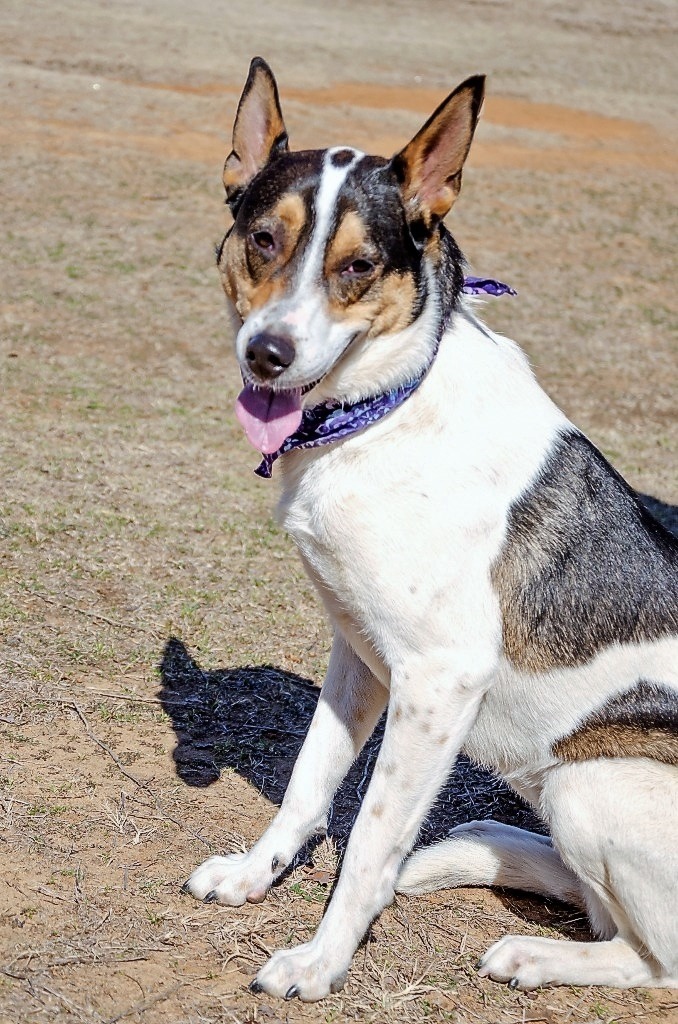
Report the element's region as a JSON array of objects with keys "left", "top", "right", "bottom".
[
  {"left": 186, "top": 199, "right": 678, "bottom": 1001},
  {"left": 396, "top": 820, "right": 585, "bottom": 907}
]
